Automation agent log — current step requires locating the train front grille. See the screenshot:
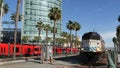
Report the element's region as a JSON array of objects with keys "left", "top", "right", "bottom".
[{"left": 82, "top": 47, "right": 97, "bottom": 52}]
